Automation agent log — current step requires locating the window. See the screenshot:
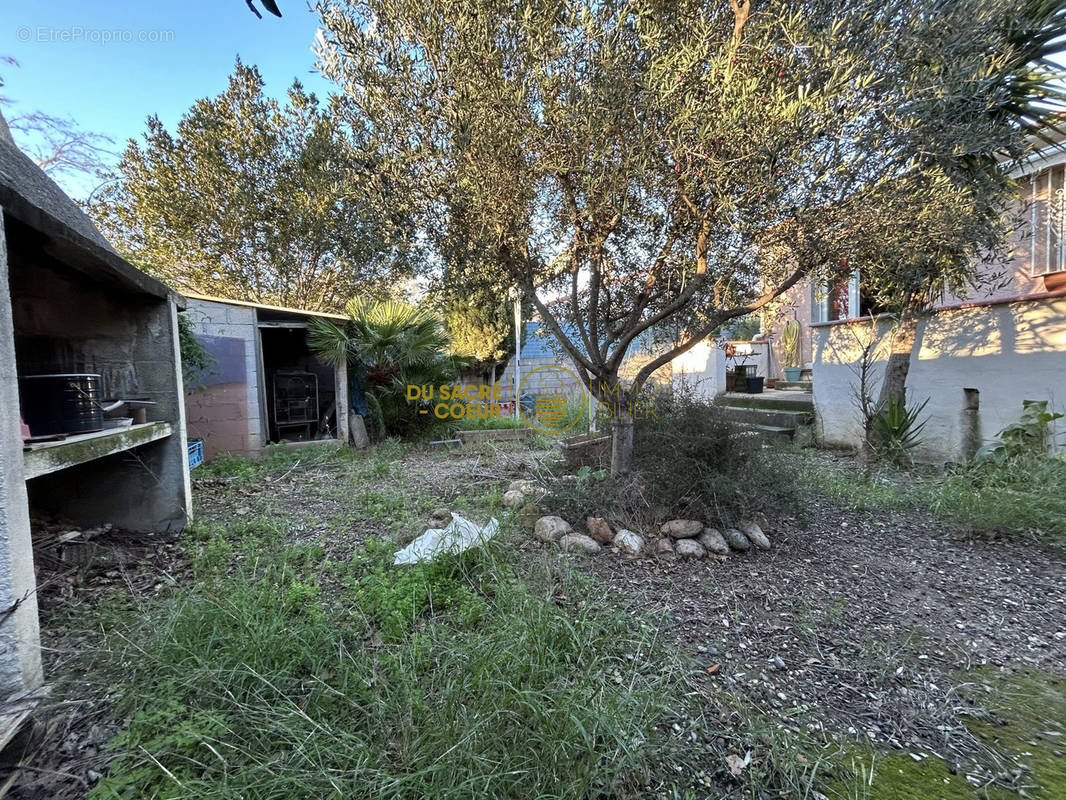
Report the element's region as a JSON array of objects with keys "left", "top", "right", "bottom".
[
  {"left": 813, "top": 266, "right": 861, "bottom": 323},
  {"left": 1029, "top": 165, "right": 1066, "bottom": 276}
]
